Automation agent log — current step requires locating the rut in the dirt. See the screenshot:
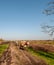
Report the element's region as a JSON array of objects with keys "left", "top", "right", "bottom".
[{"left": 0, "top": 46, "right": 11, "bottom": 65}]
